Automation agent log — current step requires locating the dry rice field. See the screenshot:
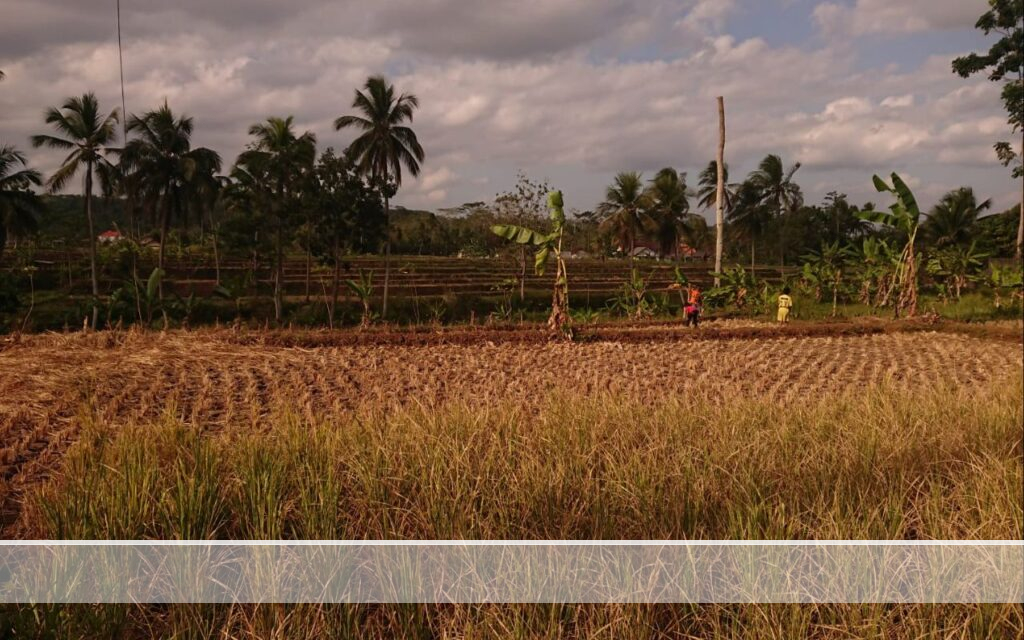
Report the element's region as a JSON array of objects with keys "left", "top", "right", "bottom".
[{"left": 1, "top": 320, "right": 1022, "bottom": 536}]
